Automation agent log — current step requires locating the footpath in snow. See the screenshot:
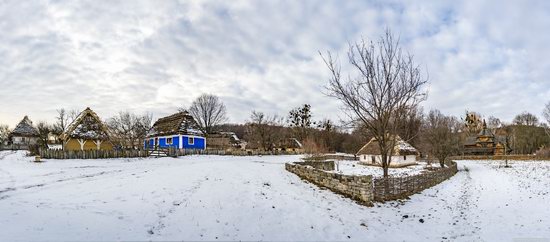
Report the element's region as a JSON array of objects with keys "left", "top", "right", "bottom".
[{"left": 0, "top": 150, "right": 549, "bottom": 241}]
